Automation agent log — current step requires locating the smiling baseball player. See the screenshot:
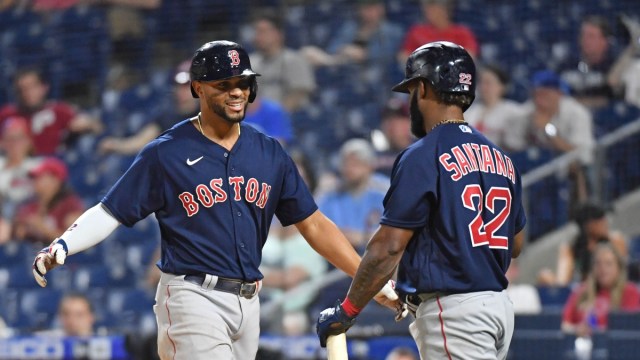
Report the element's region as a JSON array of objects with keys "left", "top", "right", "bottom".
[{"left": 32, "top": 40, "right": 400, "bottom": 360}]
